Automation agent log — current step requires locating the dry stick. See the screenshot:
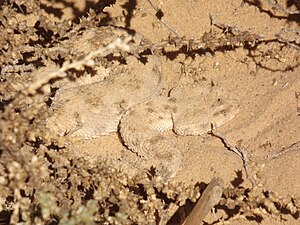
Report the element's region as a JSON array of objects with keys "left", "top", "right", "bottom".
[
  {"left": 266, "top": 140, "right": 300, "bottom": 159},
  {"left": 23, "top": 36, "right": 132, "bottom": 95},
  {"left": 184, "top": 177, "right": 224, "bottom": 225},
  {"left": 147, "top": 0, "right": 181, "bottom": 37},
  {"left": 275, "top": 28, "right": 300, "bottom": 51},
  {"left": 210, "top": 124, "right": 256, "bottom": 186},
  {"left": 267, "top": 0, "right": 300, "bottom": 15}
]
